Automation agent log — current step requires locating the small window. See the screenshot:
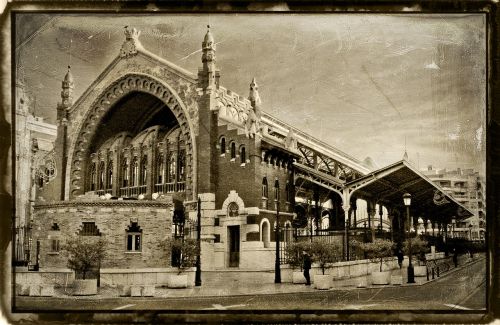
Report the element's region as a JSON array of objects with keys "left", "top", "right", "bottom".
[
  {"left": 168, "top": 154, "right": 176, "bottom": 182},
  {"left": 230, "top": 142, "right": 236, "bottom": 159},
  {"left": 285, "top": 182, "right": 290, "bottom": 202},
  {"left": 51, "top": 239, "right": 60, "bottom": 252},
  {"left": 240, "top": 146, "right": 246, "bottom": 164},
  {"left": 178, "top": 150, "right": 185, "bottom": 182},
  {"left": 51, "top": 223, "right": 60, "bottom": 231},
  {"left": 140, "top": 156, "right": 148, "bottom": 186},
  {"left": 98, "top": 161, "right": 105, "bottom": 190},
  {"left": 122, "top": 158, "right": 129, "bottom": 187},
  {"left": 132, "top": 158, "right": 139, "bottom": 186},
  {"left": 262, "top": 177, "right": 268, "bottom": 198},
  {"left": 106, "top": 161, "right": 113, "bottom": 189},
  {"left": 90, "top": 163, "right": 97, "bottom": 191},
  {"left": 126, "top": 222, "right": 142, "bottom": 252},
  {"left": 79, "top": 222, "right": 101, "bottom": 236},
  {"left": 274, "top": 179, "right": 280, "bottom": 201},
  {"left": 220, "top": 137, "right": 226, "bottom": 155},
  {"left": 214, "top": 234, "right": 221, "bottom": 243}
]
